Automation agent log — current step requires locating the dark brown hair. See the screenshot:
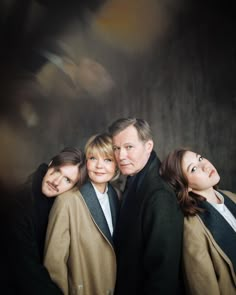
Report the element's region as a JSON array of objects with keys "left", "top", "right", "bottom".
[
  {"left": 159, "top": 148, "right": 206, "bottom": 216},
  {"left": 49, "top": 147, "right": 87, "bottom": 187}
]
